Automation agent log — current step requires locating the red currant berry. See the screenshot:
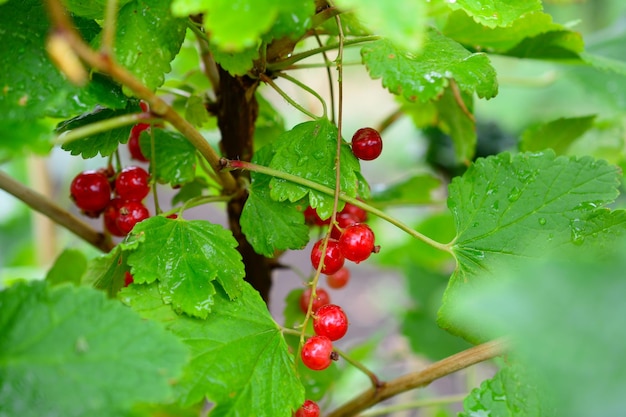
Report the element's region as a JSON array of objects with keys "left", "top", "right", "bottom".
[
  {"left": 351, "top": 127, "right": 383, "bottom": 161},
  {"left": 70, "top": 170, "right": 111, "bottom": 214},
  {"left": 116, "top": 201, "right": 150, "bottom": 235},
  {"left": 299, "top": 287, "right": 330, "bottom": 314},
  {"left": 166, "top": 213, "right": 179, "bottom": 219},
  {"left": 304, "top": 206, "right": 330, "bottom": 226},
  {"left": 301, "top": 335, "right": 333, "bottom": 371},
  {"left": 103, "top": 198, "right": 126, "bottom": 237},
  {"left": 128, "top": 124, "right": 150, "bottom": 162},
  {"left": 139, "top": 101, "right": 149, "bottom": 112},
  {"left": 330, "top": 212, "right": 360, "bottom": 240},
  {"left": 295, "top": 400, "right": 320, "bottom": 417},
  {"left": 326, "top": 266, "right": 350, "bottom": 289},
  {"left": 338, "top": 223, "right": 375, "bottom": 263},
  {"left": 115, "top": 166, "right": 150, "bottom": 202},
  {"left": 313, "top": 304, "right": 349, "bottom": 341},
  {"left": 310, "top": 239, "right": 344, "bottom": 275},
  {"left": 339, "top": 201, "right": 368, "bottom": 223},
  {"left": 124, "top": 272, "right": 134, "bottom": 287}
]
